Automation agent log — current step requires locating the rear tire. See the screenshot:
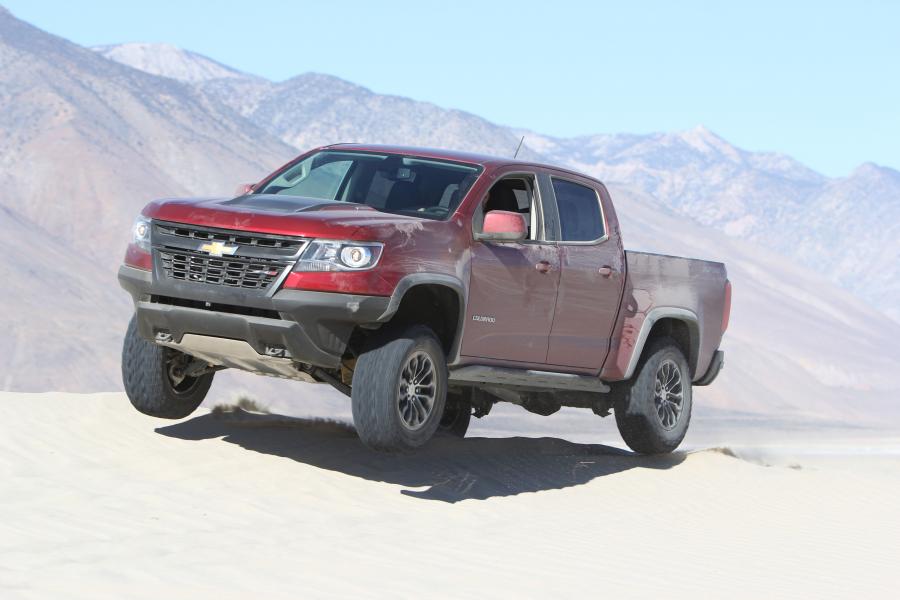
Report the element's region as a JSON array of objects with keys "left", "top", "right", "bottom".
[
  {"left": 614, "top": 337, "right": 692, "bottom": 454},
  {"left": 351, "top": 325, "right": 448, "bottom": 452},
  {"left": 121, "top": 316, "right": 213, "bottom": 419},
  {"left": 438, "top": 390, "right": 472, "bottom": 438}
]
